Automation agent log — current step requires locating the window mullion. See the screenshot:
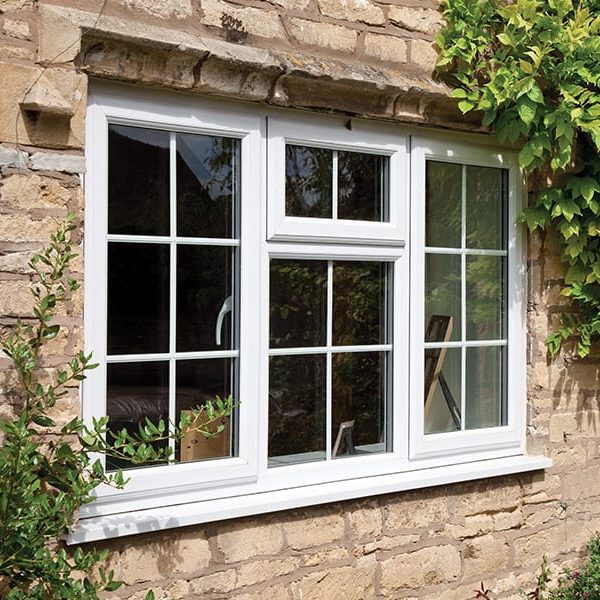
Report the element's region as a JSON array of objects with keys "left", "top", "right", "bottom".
[
  {"left": 460, "top": 164, "right": 467, "bottom": 431},
  {"left": 332, "top": 151, "right": 338, "bottom": 220},
  {"left": 326, "top": 260, "right": 333, "bottom": 460},
  {"left": 169, "top": 132, "right": 177, "bottom": 454}
]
